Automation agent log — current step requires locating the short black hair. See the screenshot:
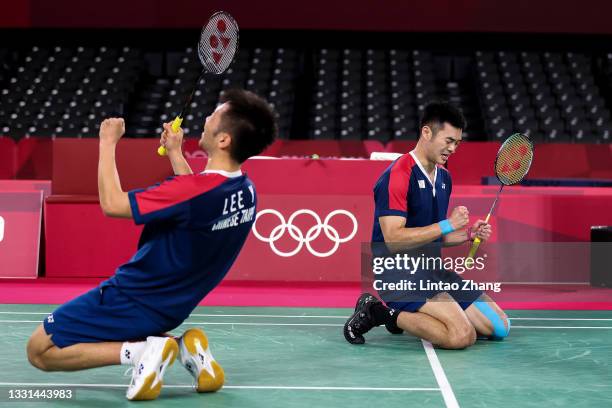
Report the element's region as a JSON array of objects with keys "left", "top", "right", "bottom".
[
  {"left": 419, "top": 101, "right": 466, "bottom": 137},
  {"left": 218, "top": 89, "right": 278, "bottom": 163}
]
